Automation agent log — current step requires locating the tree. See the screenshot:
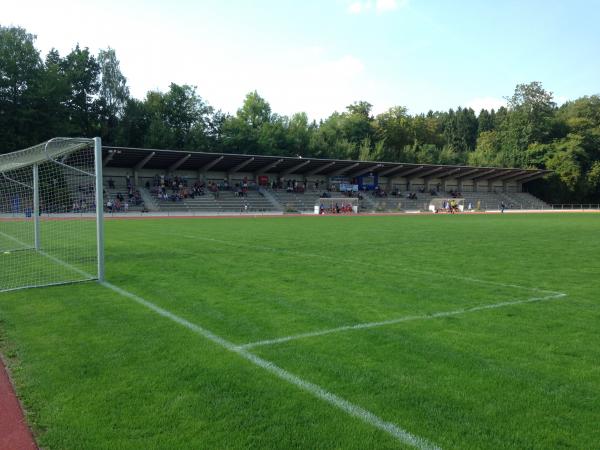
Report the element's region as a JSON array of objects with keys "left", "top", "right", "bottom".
[
  {"left": 116, "top": 98, "right": 149, "bottom": 147},
  {"left": 477, "top": 109, "right": 495, "bottom": 134},
  {"left": 358, "top": 137, "right": 373, "bottom": 161},
  {"left": 61, "top": 45, "right": 101, "bottom": 136},
  {"left": 133, "top": 84, "right": 214, "bottom": 150},
  {"left": 237, "top": 91, "right": 272, "bottom": 128},
  {"left": 587, "top": 161, "right": 600, "bottom": 194},
  {"left": 374, "top": 106, "right": 412, "bottom": 161},
  {"left": 164, "top": 84, "right": 212, "bottom": 149},
  {"left": 0, "top": 26, "right": 42, "bottom": 150},
  {"left": 23, "top": 49, "right": 72, "bottom": 142},
  {"left": 469, "top": 131, "right": 503, "bottom": 167},
  {"left": 544, "top": 135, "right": 585, "bottom": 191},
  {"left": 221, "top": 91, "right": 273, "bottom": 154},
  {"left": 98, "top": 47, "right": 129, "bottom": 143},
  {"left": 441, "top": 107, "right": 478, "bottom": 153},
  {"left": 343, "top": 101, "right": 374, "bottom": 146},
  {"left": 98, "top": 48, "right": 129, "bottom": 118},
  {"left": 286, "top": 112, "right": 311, "bottom": 157},
  {"left": 505, "top": 81, "right": 556, "bottom": 147},
  {"left": 2, "top": 24, "right": 600, "bottom": 202},
  {"left": 314, "top": 112, "right": 358, "bottom": 159}
]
